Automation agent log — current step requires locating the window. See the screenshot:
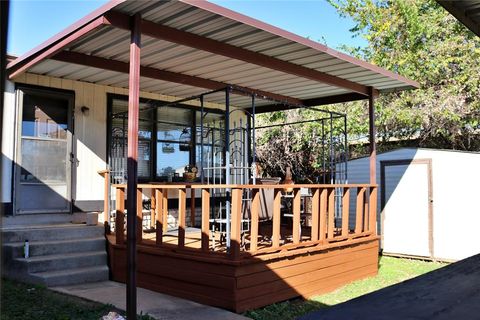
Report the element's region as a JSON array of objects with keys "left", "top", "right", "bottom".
[
  {"left": 20, "top": 91, "right": 70, "bottom": 184},
  {"left": 156, "top": 106, "right": 194, "bottom": 181},
  {"left": 110, "top": 98, "right": 152, "bottom": 179},
  {"left": 195, "top": 112, "right": 225, "bottom": 182},
  {"left": 108, "top": 95, "right": 224, "bottom": 183}
]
